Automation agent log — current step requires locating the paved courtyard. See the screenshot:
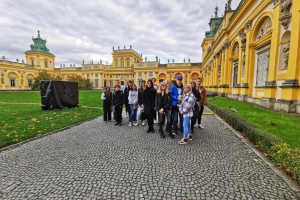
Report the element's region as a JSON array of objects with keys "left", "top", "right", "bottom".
[{"left": 0, "top": 111, "right": 299, "bottom": 200}]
